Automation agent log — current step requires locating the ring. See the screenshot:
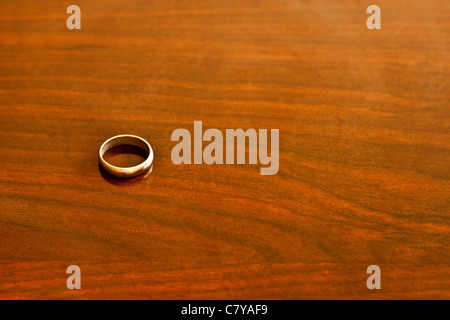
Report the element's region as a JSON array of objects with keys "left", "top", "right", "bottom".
[{"left": 99, "top": 134, "right": 154, "bottom": 178}]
